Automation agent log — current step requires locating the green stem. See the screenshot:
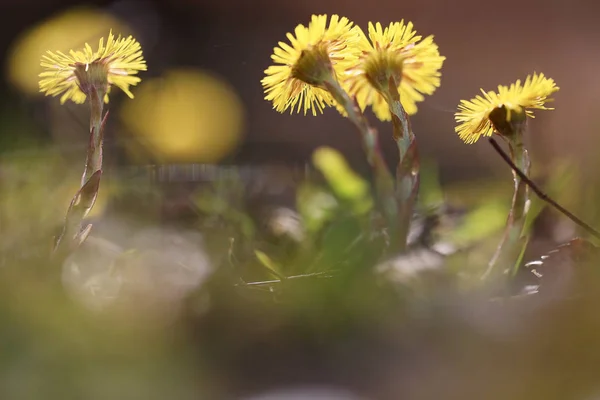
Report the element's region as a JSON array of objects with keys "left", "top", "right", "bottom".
[
  {"left": 322, "top": 77, "right": 398, "bottom": 248},
  {"left": 380, "top": 78, "right": 420, "bottom": 251},
  {"left": 483, "top": 135, "right": 531, "bottom": 280}
]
